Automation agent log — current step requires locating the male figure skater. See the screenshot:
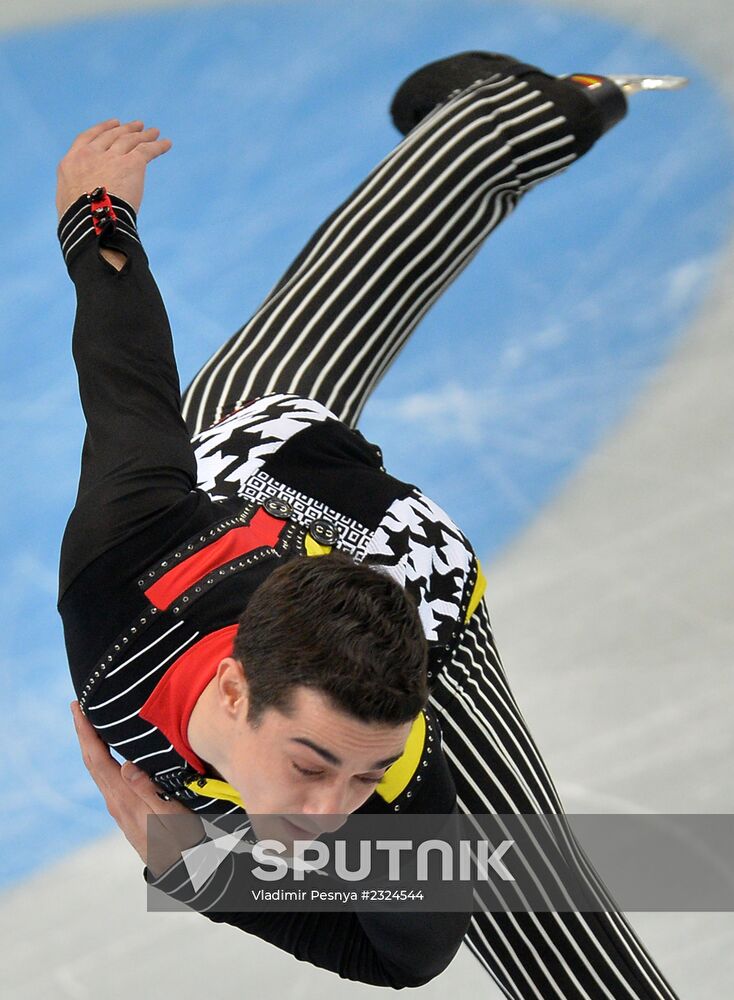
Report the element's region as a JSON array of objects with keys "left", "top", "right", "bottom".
[{"left": 60, "top": 51, "right": 684, "bottom": 996}]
